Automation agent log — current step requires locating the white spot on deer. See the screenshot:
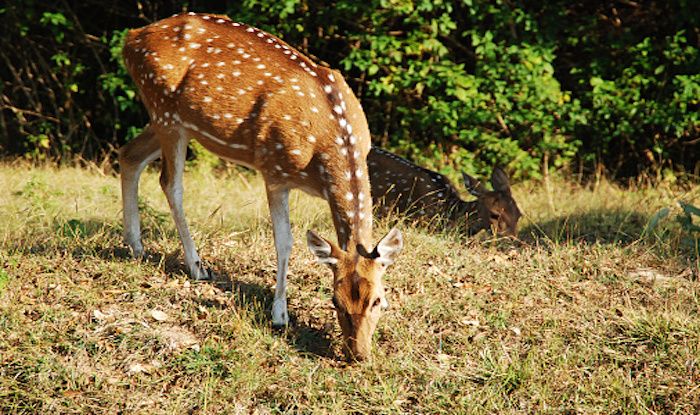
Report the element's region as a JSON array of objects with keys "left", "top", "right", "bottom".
[
  {"left": 238, "top": 89, "right": 246, "bottom": 95},
  {"left": 236, "top": 118, "right": 244, "bottom": 124},
  {"left": 232, "top": 60, "right": 241, "bottom": 65},
  {"left": 200, "top": 80, "right": 208, "bottom": 85},
  {"left": 232, "top": 70, "right": 241, "bottom": 77},
  {"left": 328, "top": 73, "right": 336, "bottom": 82},
  {"left": 323, "top": 85, "right": 332, "bottom": 94},
  {"left": 264, "top": 72, "right": 272, "bottom": 77},
  {"left": 256, "top": 64, "right": 265, "bottom": 69},
  {"left": 282, "top": 115, "right": 292, "bottom": 121},
  {"left": 334, "top": 137, "right": 344, "bottom": 146},
  {"left": 307, "top": 135, "right": 317, "bottom": 143},
  {"left": 333, "top": 105, "right": 343, "bottom": 114},
  {"left": 216, "top": 19, "right": 226, "bottom": 23},
  {"left": 189, "top": 42, "right": 201, "bottom": 49},
  {"left": 356, "top": 168, "right": 363, "bottom": 178},
  {"left": 311, "top": 107, "right": 319, "bottom": 113},
  {"left": 340, "top": 148, "right": 348, "bottom": 156},
  {"left": 339, "top": 118, "right": 347, "bottom": 128},
  {"left": 197, "top": 28, "right": 206, "bottom": 34},
  {"left": 246, "top": 27, "right": 255, "bottom": 33},
  {"left": 178, "top": 47, "right": 186, "bottom": 53},
  {"left": 203, "top": 96, "right": 212, "bottom": 103},
  {"left": 184, "top": 33, "right": 192, "bottom": 40},
  {"left": 346, "top": 124, "right": 353, "bottom": 134},
  {"left": 224, "top": 113, "right": 233, "bottom": 119},
  {"left": 216, "top": 86, "right": 223, "bottom": 91},
  {"left": 163, "top": 64, "right": 174, "bottom": 70},
  {"left": 291, "top": 85, "right": 300, "bottom": 91},
  {"left": 216, "top": 73, "right": 225, "bottom": 79},
  {"left": 216, "top": 61, "right": 225, "bottom": 67},
  {"left": 173, "top": 27, "right": 181, "bottom": 32},
  {"left": 345, "top": 192, "right": 354, "bottom": 201},
  {"left": 290, "top": 149, "right": 302, "bottom": 156},
  {"left": 344, "top": 171, "right": 352, "bottom": 180}
]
